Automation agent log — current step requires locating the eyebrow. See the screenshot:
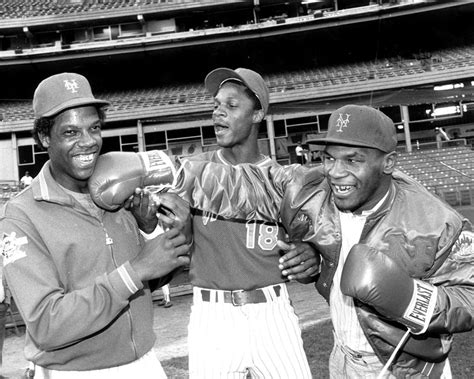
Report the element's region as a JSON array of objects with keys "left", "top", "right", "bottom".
[{"left": 324, "top": 149, "right": 364, "bottom": 159}]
